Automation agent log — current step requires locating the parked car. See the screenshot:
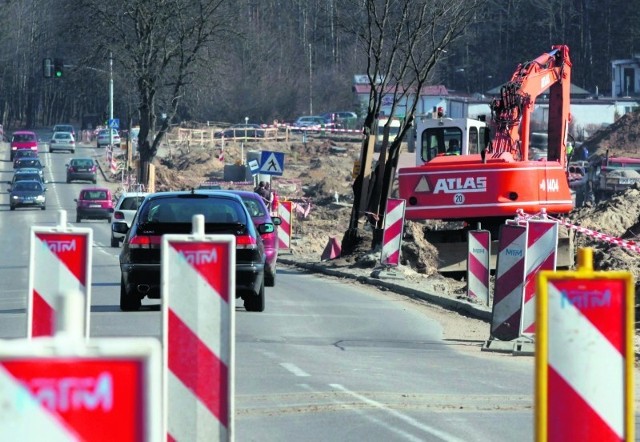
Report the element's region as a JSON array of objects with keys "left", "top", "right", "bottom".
[
  {"left": 113, "top": 191, "right": 269, "bottom": 312},
  {"left": 12, "top": 149, "right": 39, "bottom": 168},
  {"left": 214, "top": 124, "right": 264, "bottom": 139},
  {"left": 8, "top": 168, "right": 45, "bottom": 190},
  {"left": 110, "top": 192, "right": 149, "bottom": 247},
  {"left": 320, "top": 111, "right": 359, "bottom": 129},
  {"left": 74, "top": 187, "right": 114, "bottom": 223},
  {"left": 66, "top": 158, "right": 97, "bottom": 184},
  {"left": 10, "top": 130, "right": 38, "bottom": 161},
  {"left": 14, "top": 158, "right": 45, "bottom": 180},
  {"left": 96, "top": 128, "right": 121, "bottom": 148},
  {"left": 223, "top": 190, "right": 281, "bottom": 286},
  {"left": 49, "top": 131, "right": 76, "bottom": 153},
  {"left": 292, "top": 116, "right": 326, "bottom": 132},
  {"left": 52, "top": 124, "right": 76, "bottom": 139},
  {"left": 8, "top": 180, "right": 46, "bottom": 211}
]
